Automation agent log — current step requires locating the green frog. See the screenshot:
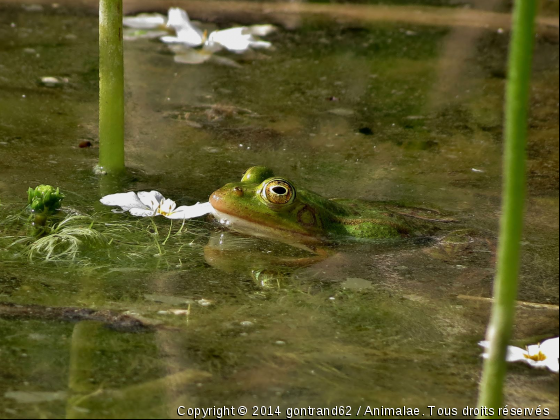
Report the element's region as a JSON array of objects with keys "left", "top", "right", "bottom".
[{"left": 209, "top": 166, "right": 456, "bottom": 253}]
